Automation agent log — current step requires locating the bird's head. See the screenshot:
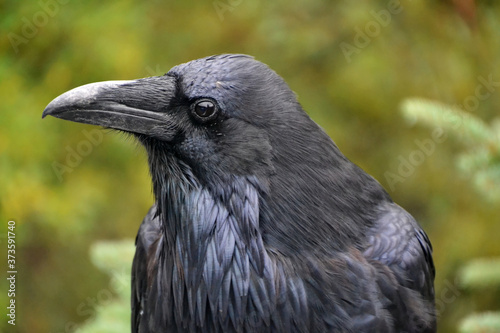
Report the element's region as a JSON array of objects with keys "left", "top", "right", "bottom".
[
  {"left": 44, "top": 54, "right": 388, "bottom": 252},
  {"left": 43, "top": 54, "right": 327, "bottom": 191}
]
